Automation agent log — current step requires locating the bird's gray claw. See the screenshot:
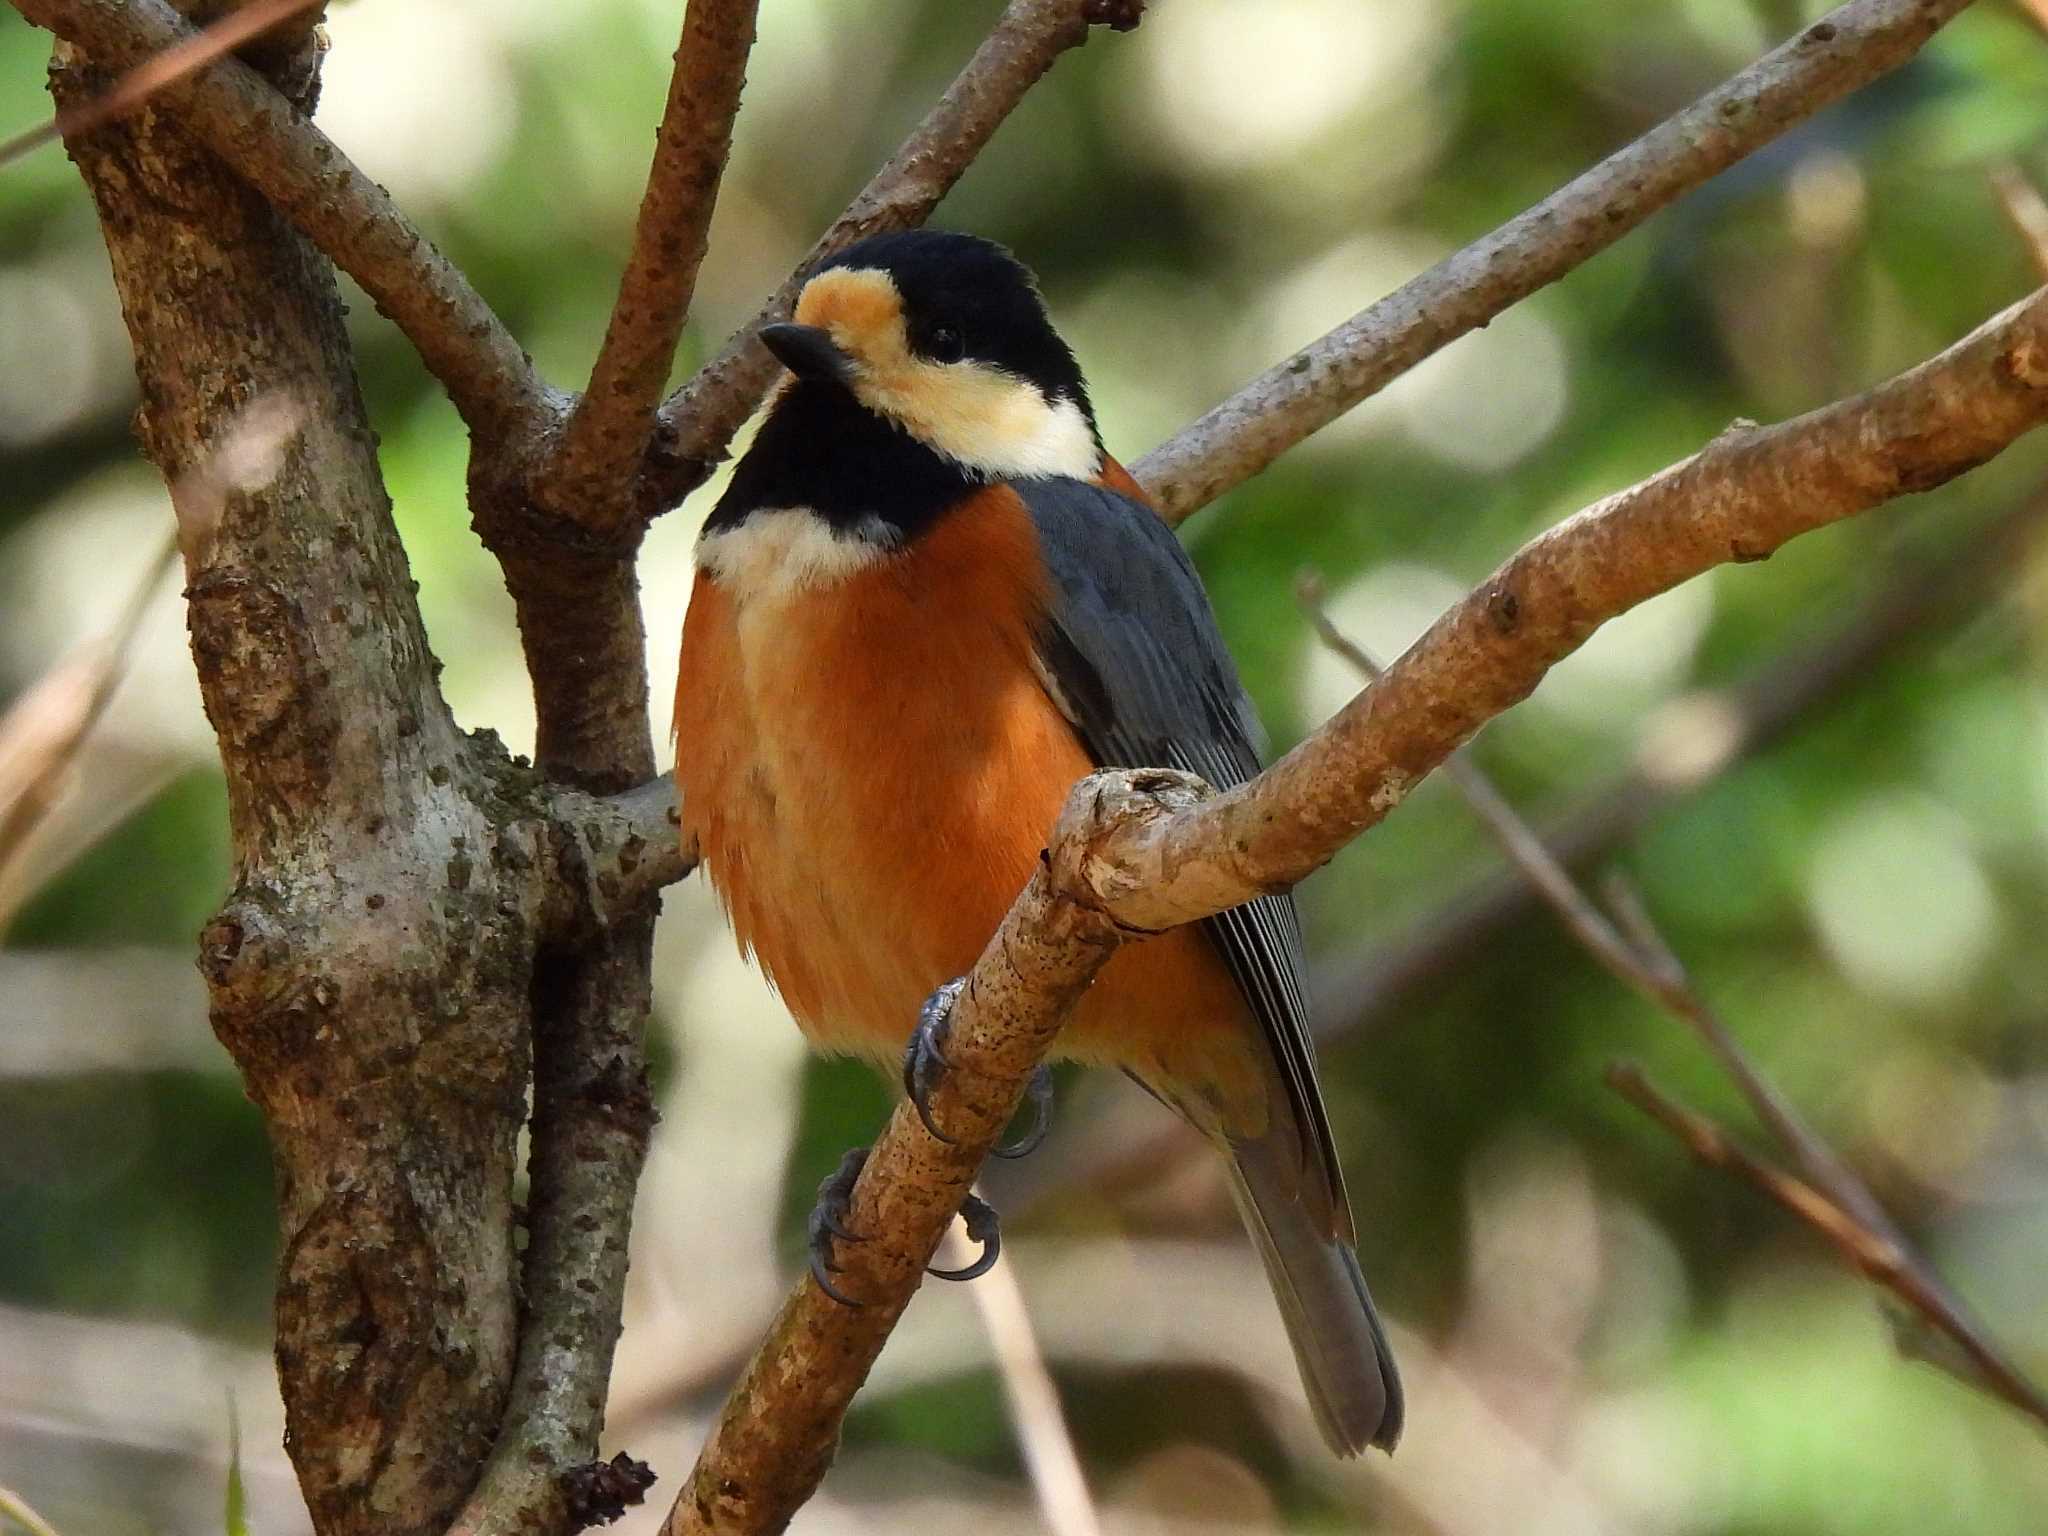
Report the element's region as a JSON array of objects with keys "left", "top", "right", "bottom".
[
  {"left": 990, "top": 1066, "right": 1056, "bottom": 1160},
  {"left": 807, "top": 1145, "right": 870, "bottom": 1307},
  {"left": 927, "top": 1192, "right": 1001, "bottom": 1284},
  {"left": 902, "top": 977, "right": 967, "bottom": 1144}
]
